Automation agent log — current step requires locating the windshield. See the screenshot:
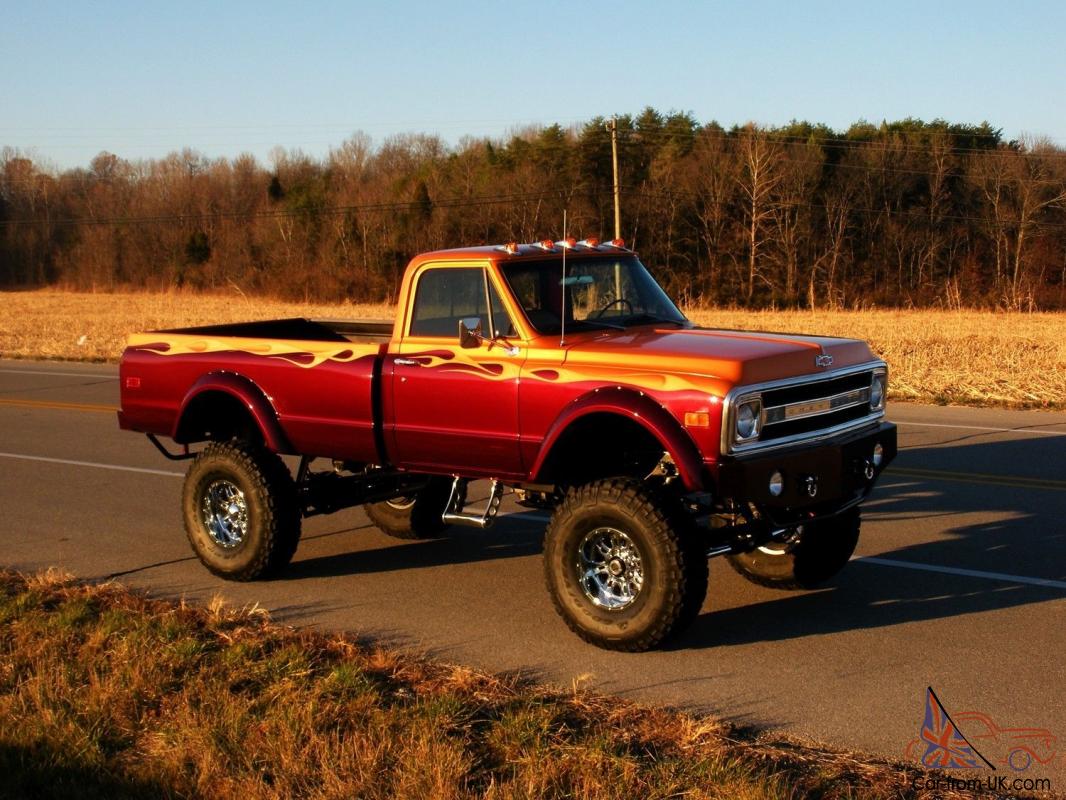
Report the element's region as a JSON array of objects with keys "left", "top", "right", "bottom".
[{"left": 500, "top": 256, "right": 688, "bottom": 335}]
